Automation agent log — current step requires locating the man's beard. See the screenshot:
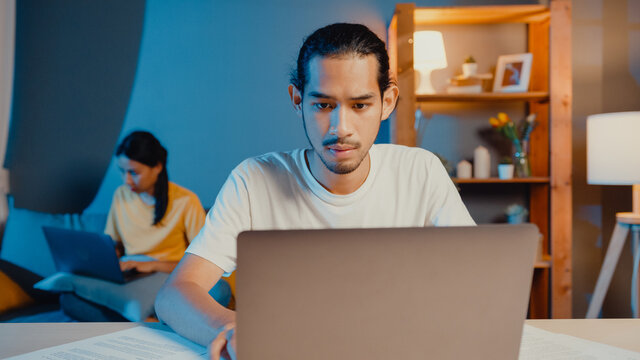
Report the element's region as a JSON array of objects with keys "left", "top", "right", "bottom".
[{"left": 301, "top": 111, "right": 367, "bottom": 175}]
